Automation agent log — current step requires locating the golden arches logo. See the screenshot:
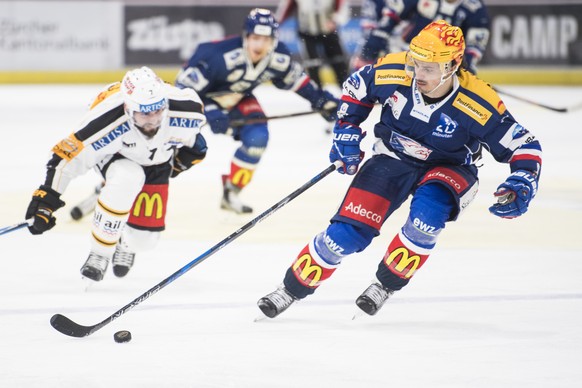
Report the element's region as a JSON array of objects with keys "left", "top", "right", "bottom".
[
  {"left": 232, "top": 168, "right": 254, "bottom": 187},
  {"left": 133, "top": 192, "right": 163, "bottom": 219},
  {"left": 385, "top": 247, "right": 420, "bottom": 279},
  {"left": 292, "top": 253, "right": 322, "bottom": 287}
]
